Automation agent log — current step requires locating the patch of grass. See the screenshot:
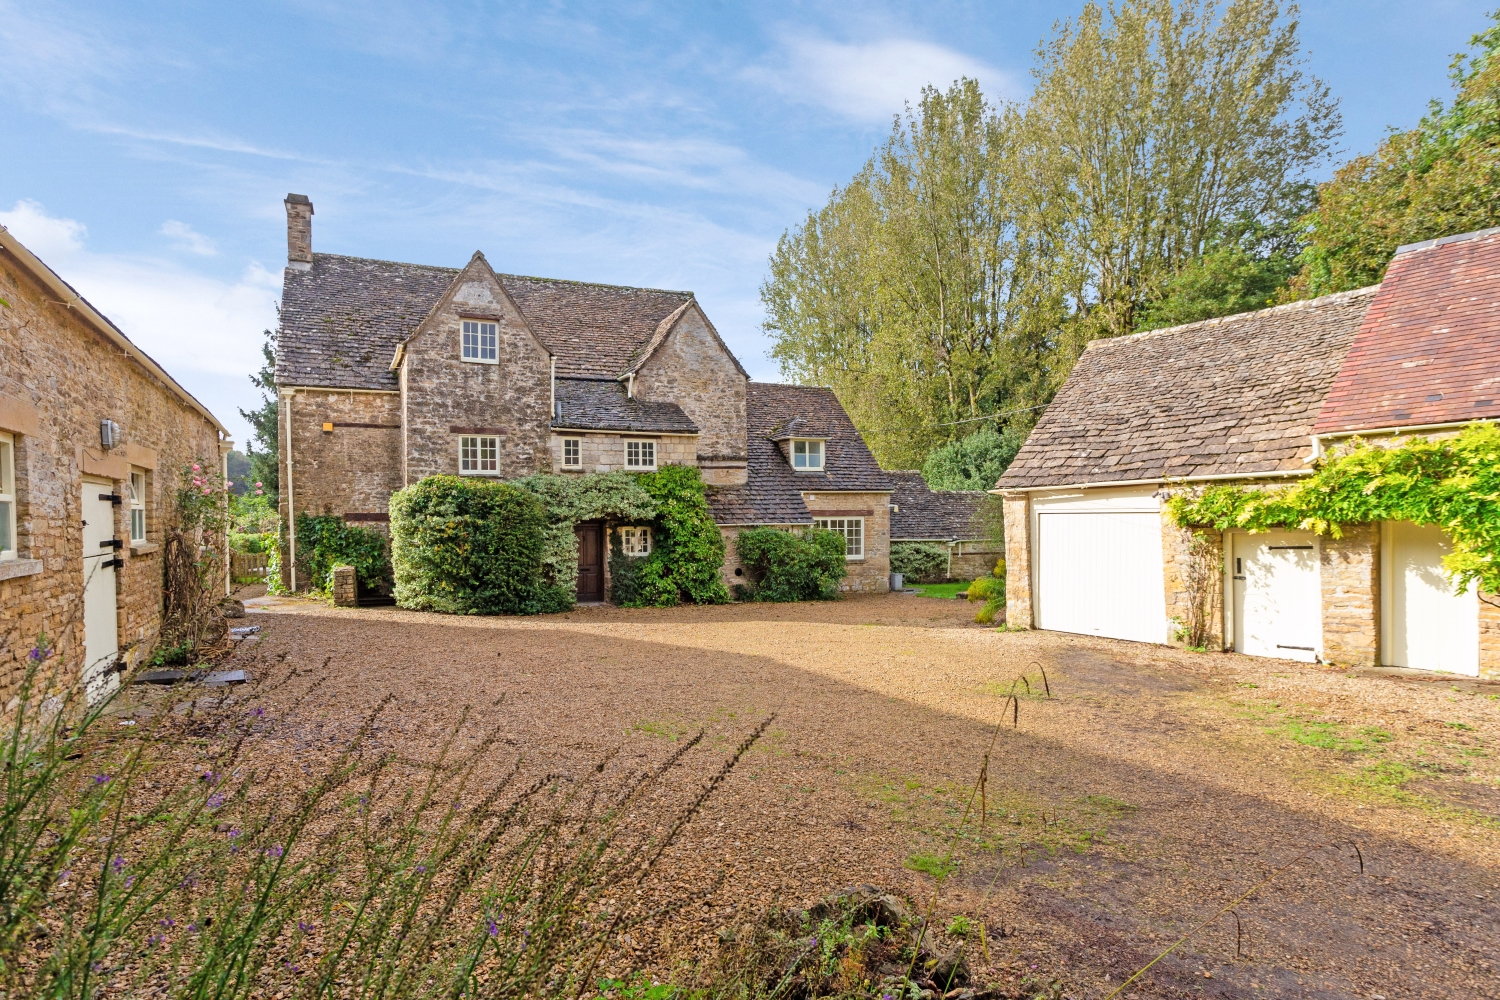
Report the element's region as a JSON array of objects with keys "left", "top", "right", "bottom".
[
  {"left": 910, "top": 581, "right": 969, "bottom": 599},
  {"left": 1447, "top": 721, "right": 1476, "bottom": 731},
  {"left": 1236, "top": 682, "right": 1259, "bottom": 688},
  {"left": 631, "top": 719, "right": 691, "bottom": 741},
  {"left": 1082, "top": 794, "right": 1138, "bottom": 816},
  {"left": 1270, "top": 717, "right": 1393, "bottom": 753},
  {"left": 904, "top": 852, "right": 956, "bottom": 879}
]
